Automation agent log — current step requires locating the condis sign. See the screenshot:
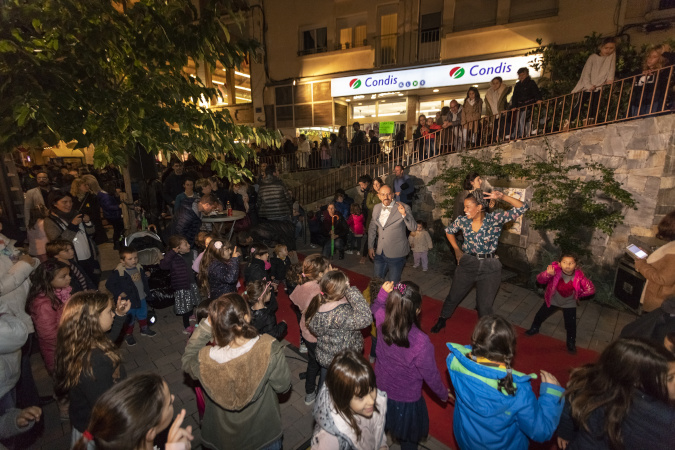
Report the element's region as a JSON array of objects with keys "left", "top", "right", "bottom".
[{"left": 330, "top": 55, "right": 541, "bottom": 97}]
